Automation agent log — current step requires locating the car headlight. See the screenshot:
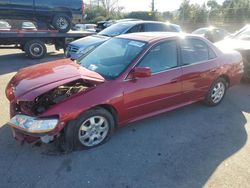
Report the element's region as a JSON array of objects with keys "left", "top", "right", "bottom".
[
  {"left": 76, "top": 46, "right": 95, "bottom": 55},
  {"left": 9, "top": 115, "right": 59, "bottom": 133}
]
